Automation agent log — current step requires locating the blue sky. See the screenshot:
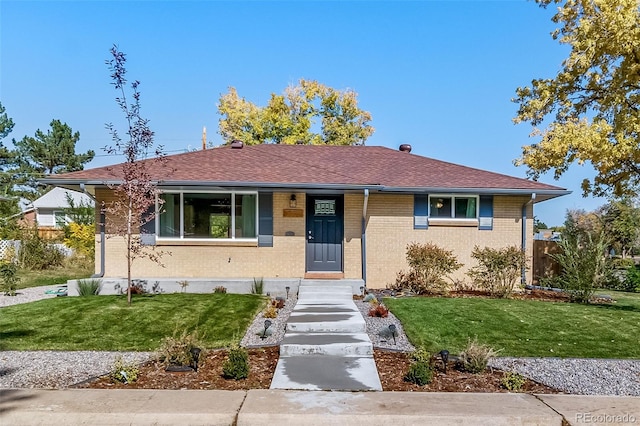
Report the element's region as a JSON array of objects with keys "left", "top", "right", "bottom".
[{"left": 1, "top": 0, "right": 606, "bottom": 226}]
